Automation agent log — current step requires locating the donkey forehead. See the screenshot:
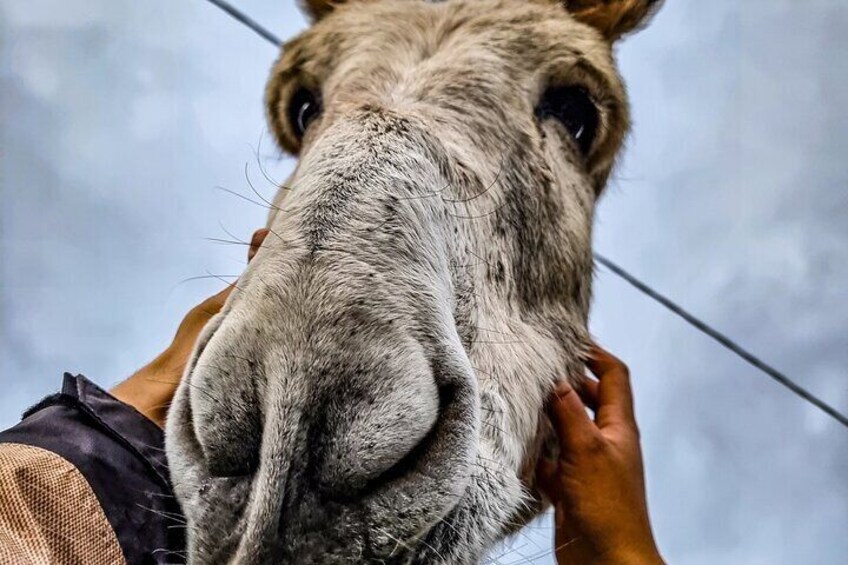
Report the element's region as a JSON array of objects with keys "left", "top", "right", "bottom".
[{"left": 284, "top": 0, "right": 623, "bottom": 96}]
